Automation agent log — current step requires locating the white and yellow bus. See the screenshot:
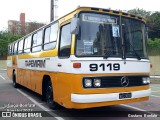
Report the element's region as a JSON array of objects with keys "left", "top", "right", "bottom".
[{"left": 7, "top": 7, "right": 151, "bottom": 109}]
